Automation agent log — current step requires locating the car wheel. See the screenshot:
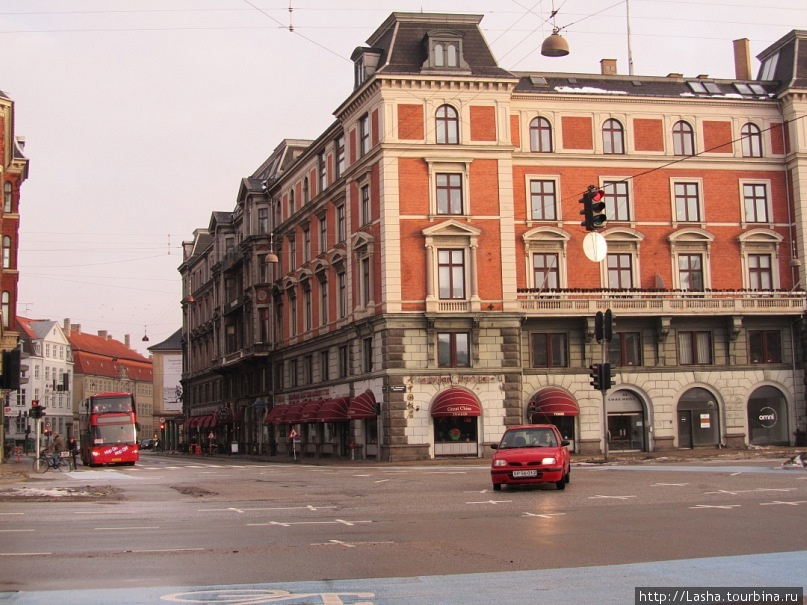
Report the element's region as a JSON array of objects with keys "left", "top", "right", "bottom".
[
  {"left": 556, "top": 478, "right": 566, "bottom": 490},
  {"left": 492, "top": 483, "right": 502, "bottom": 491},
  {"left": 565, "top": 469, "right": 571, "bottom": 484}
]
